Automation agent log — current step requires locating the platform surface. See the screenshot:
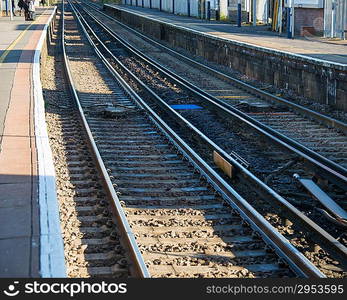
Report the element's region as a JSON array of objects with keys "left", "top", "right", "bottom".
[
  {"left": 108, "top": 4, "right": 347, "bottom": 66},
  {"left": 0, "top": 7, "right": 56, "bottom": 277}
]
